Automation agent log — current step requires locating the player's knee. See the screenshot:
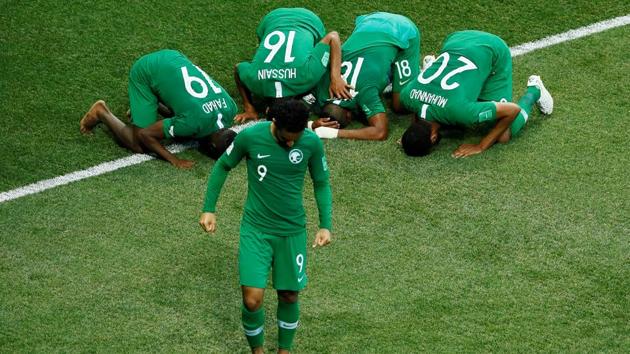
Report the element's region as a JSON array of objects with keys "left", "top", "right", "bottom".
[
  {"left": 243, "top": 296, "right": 263, "bottom": 311},
  {"left": 126, "top": 128, "right": 145, "bottom": 153},
  {"left": 277, "top": 290, "right": 298, "bottom": 304},
  {"left": 498, "top": 128, "right": 511, "bottom": 144}
]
